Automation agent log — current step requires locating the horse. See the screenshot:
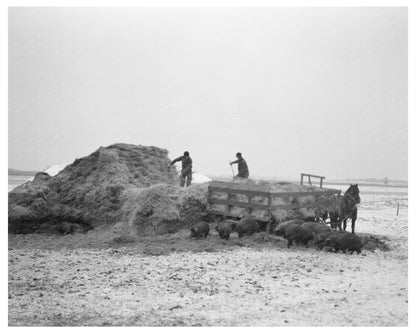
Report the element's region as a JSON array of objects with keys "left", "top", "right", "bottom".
[{"left": 329, "top": 184, "right": 361, "bottom": 234}]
